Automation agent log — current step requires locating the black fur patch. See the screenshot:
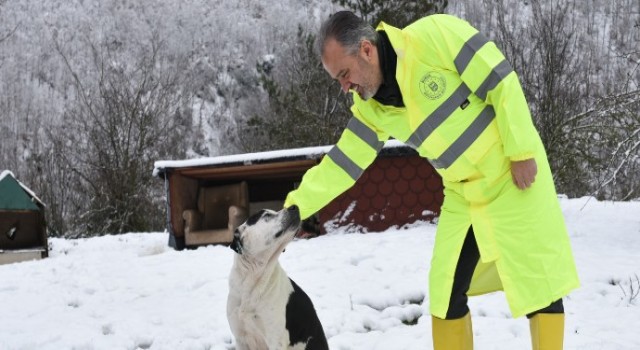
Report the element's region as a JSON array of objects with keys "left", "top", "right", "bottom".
[
  {"left": 285, "top": 279, "right": 329, "bottom": 350},
  {"left": 245, "top": 210, "right": 267, "bottom": 226}
]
